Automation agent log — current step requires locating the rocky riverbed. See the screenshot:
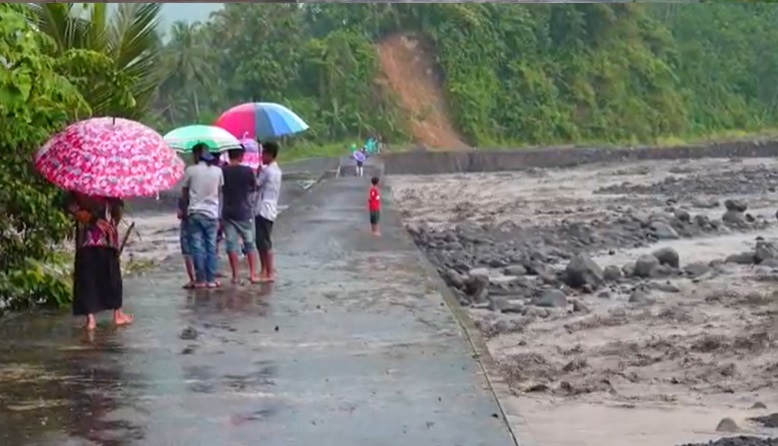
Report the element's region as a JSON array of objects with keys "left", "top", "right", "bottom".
[{"left": 392, "top": 157, "right": 778, "bottom": 446}]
